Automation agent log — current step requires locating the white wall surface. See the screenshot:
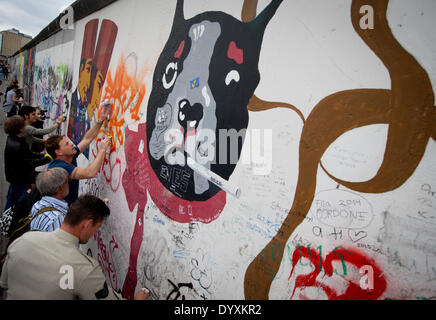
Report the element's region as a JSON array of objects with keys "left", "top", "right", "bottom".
[{"left": 21, "top": 0, "right": 436, "bottom": 300}]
